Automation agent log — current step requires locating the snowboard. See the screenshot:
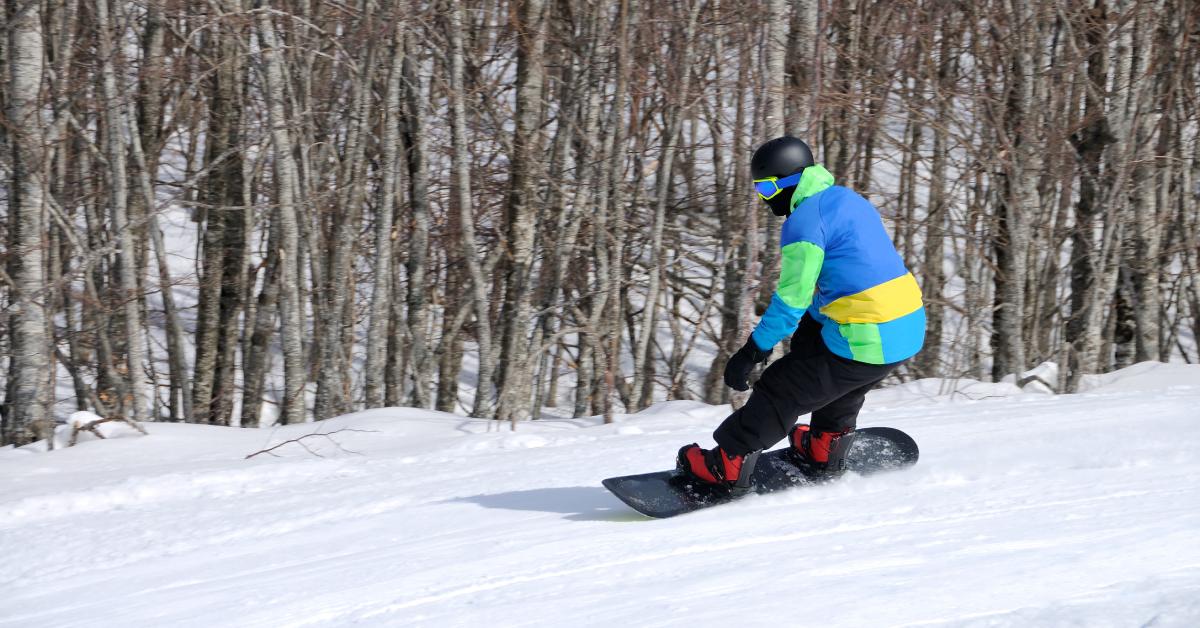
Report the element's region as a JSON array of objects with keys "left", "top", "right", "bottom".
[{"left": 602, "top": 427, "right": 918, "bottom": 519}]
